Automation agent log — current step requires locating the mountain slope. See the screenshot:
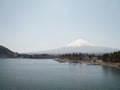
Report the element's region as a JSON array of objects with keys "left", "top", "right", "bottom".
[
  {"left": 36, "top": 39, "right": 118, "bottom": 54},
  {"left": 38, "top": 46, "right": 117, "bottom": 54},
  {"left": 0, "top": 45, "right": 15, "bottom": 57}
]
